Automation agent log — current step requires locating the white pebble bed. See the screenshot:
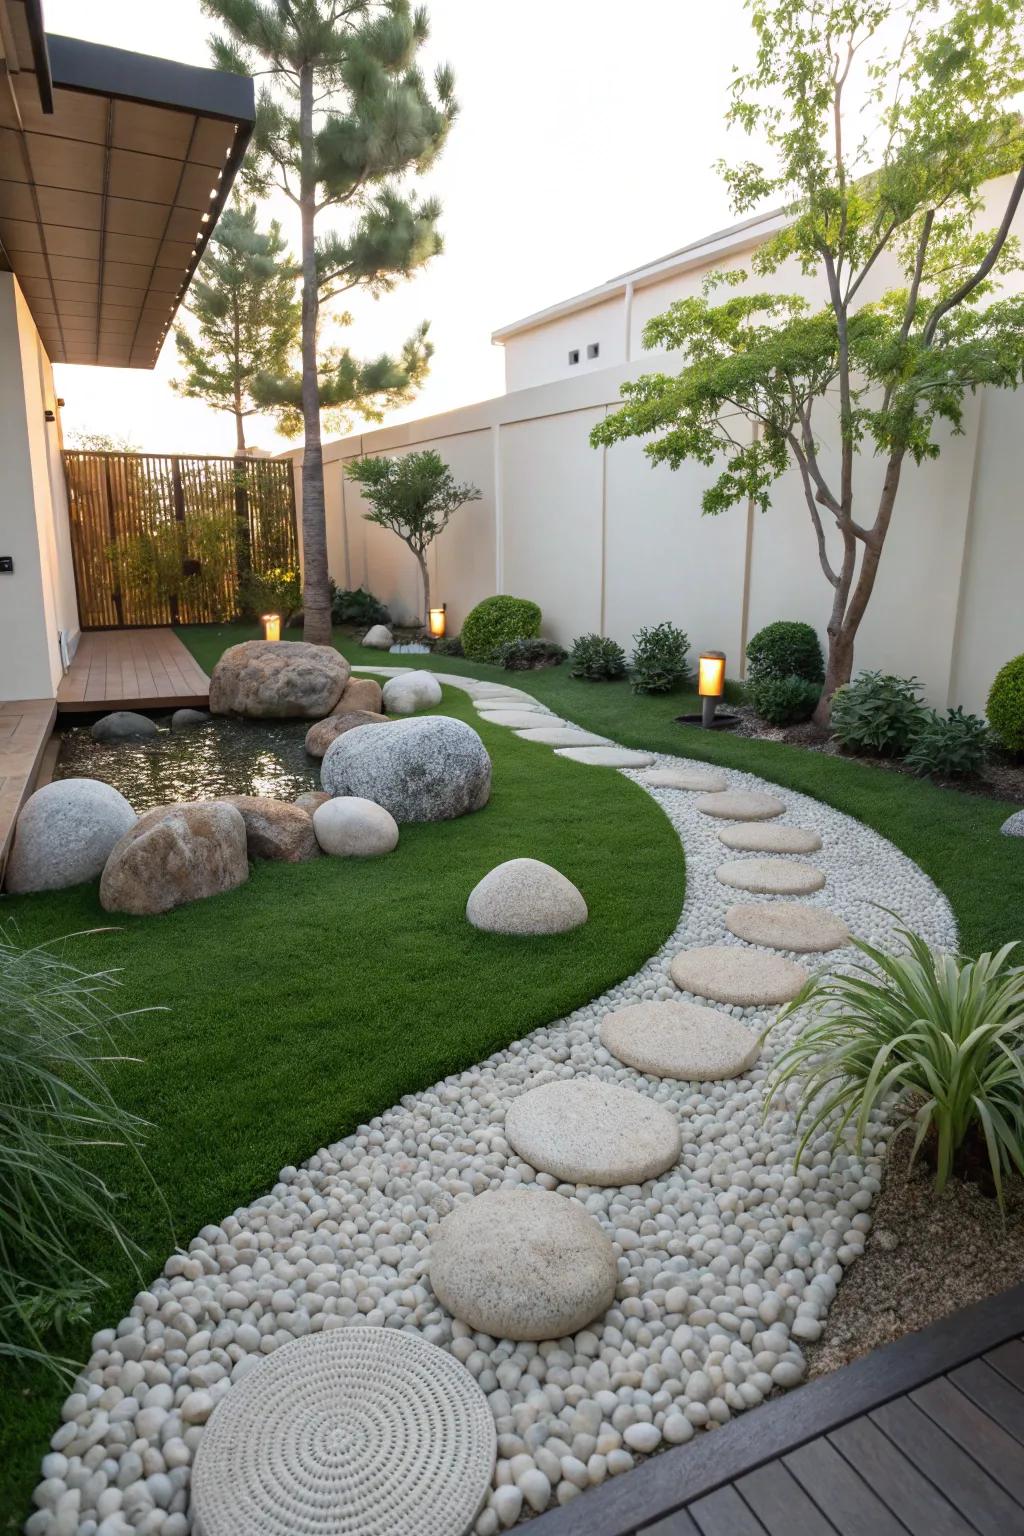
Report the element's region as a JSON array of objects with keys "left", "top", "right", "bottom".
[{"left": 28, "top": 679, "right": 956, "bottom": 1536}]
